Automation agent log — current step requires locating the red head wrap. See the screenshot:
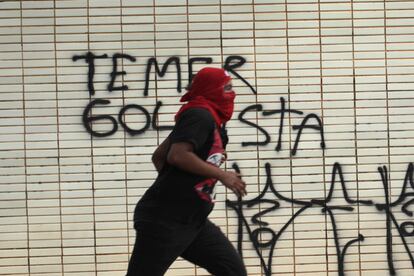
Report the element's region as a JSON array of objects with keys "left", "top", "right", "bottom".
[{"left": 175, "top": 67, "right": 236, "bottom": 127}]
